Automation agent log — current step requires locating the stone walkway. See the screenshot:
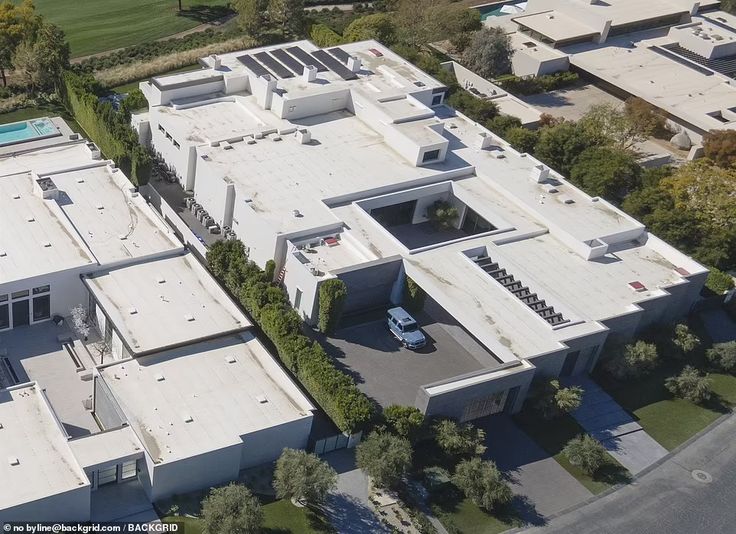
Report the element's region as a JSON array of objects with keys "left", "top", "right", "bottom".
[{"left": 567, "top": 377, "right": 668, "bottom": 475}]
